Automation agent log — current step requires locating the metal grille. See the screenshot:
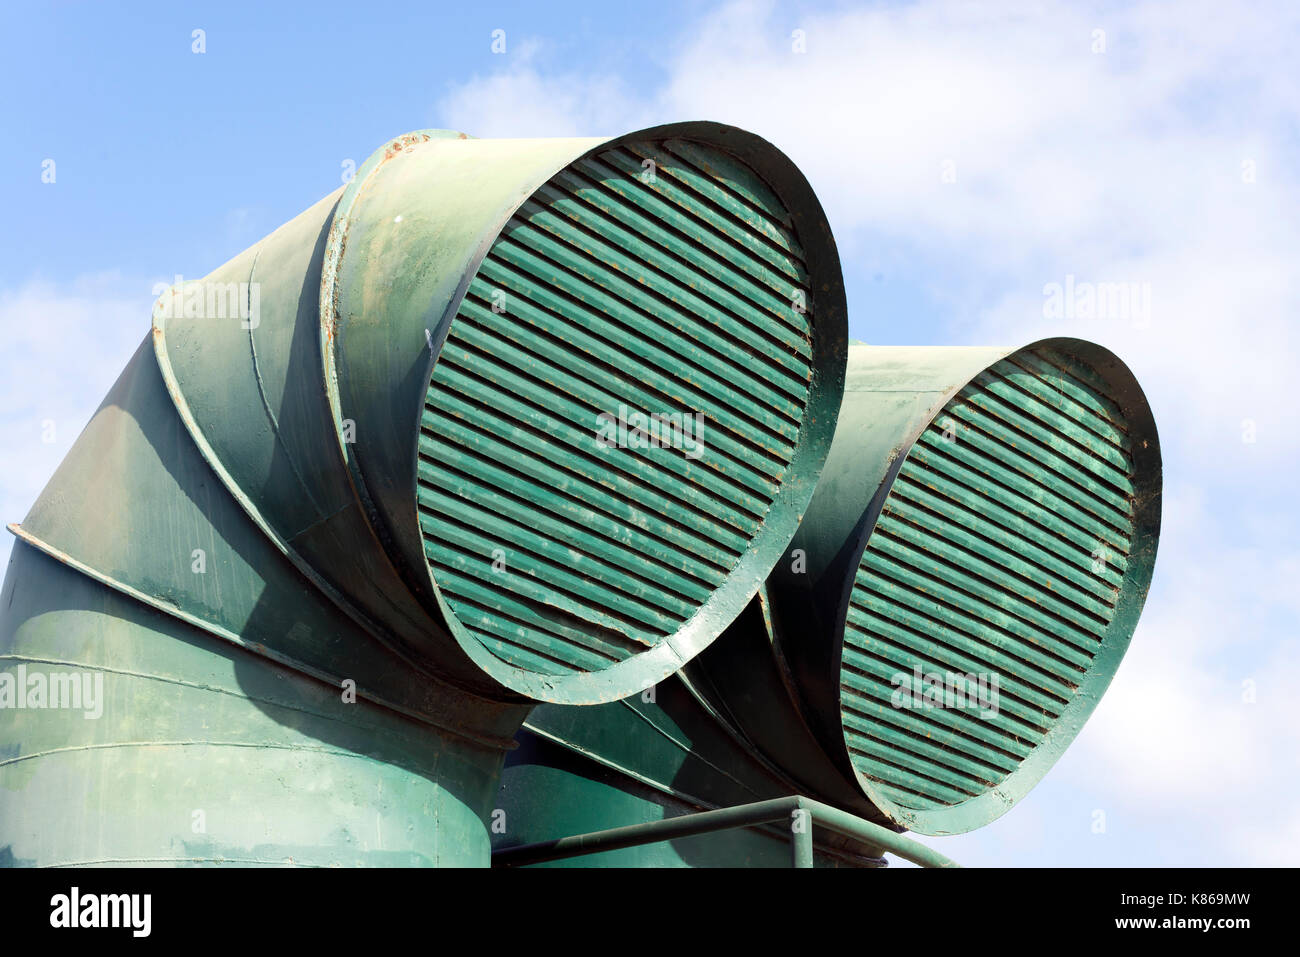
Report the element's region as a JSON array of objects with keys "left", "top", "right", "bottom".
[
  {"left": 418, "top": 138, "right": 813, "bottom": 675},
  {"left": 841, "top": 346, "right": 1136, "bottom": 809}
]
